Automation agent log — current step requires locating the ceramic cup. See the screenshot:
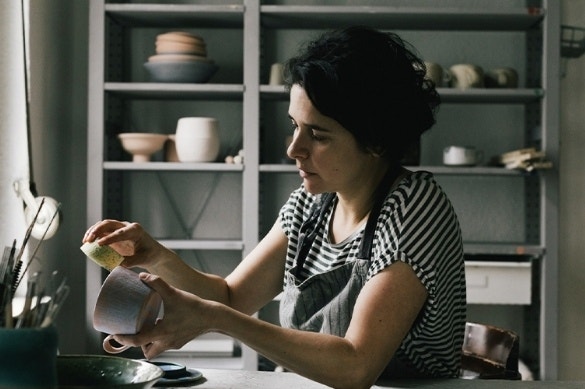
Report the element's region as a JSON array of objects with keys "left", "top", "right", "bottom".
[
  {"left": 443, "top": 145, "right": 483, "bottom": 166},
  {"left": 93, "top": 266, "right": 163, "bottom": 354},
  {"left": 449, "top": 64, "right": 484, "bottom": 89},
  {"left": 424, "top": 62, "right": 444, "bottom": 87},
  {"left": 269, "top": 63, "right": 284, "bottom": 85},
  {"left": 484, "top": 67, "right": 519, "bottom": 88},
  {"left": 175, "top": 117, "right": 220, "bottom": 162},
  {"left": 0, "top": 325, "right": 58, "bottom": 388}
]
